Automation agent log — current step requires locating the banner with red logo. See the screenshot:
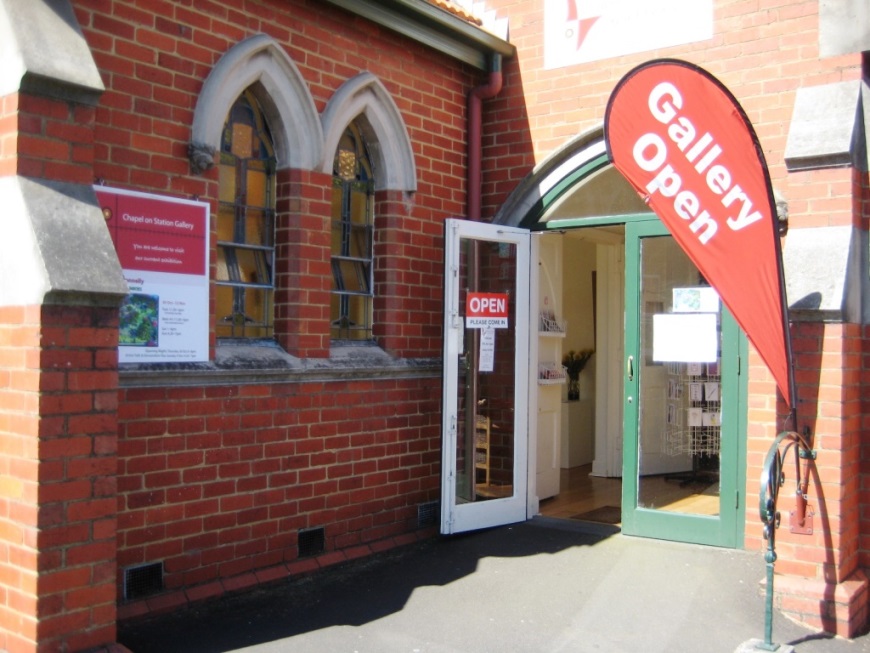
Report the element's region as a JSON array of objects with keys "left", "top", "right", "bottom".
[{"left": 604, "top": 59, "right": 793, "bottom": 408}]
